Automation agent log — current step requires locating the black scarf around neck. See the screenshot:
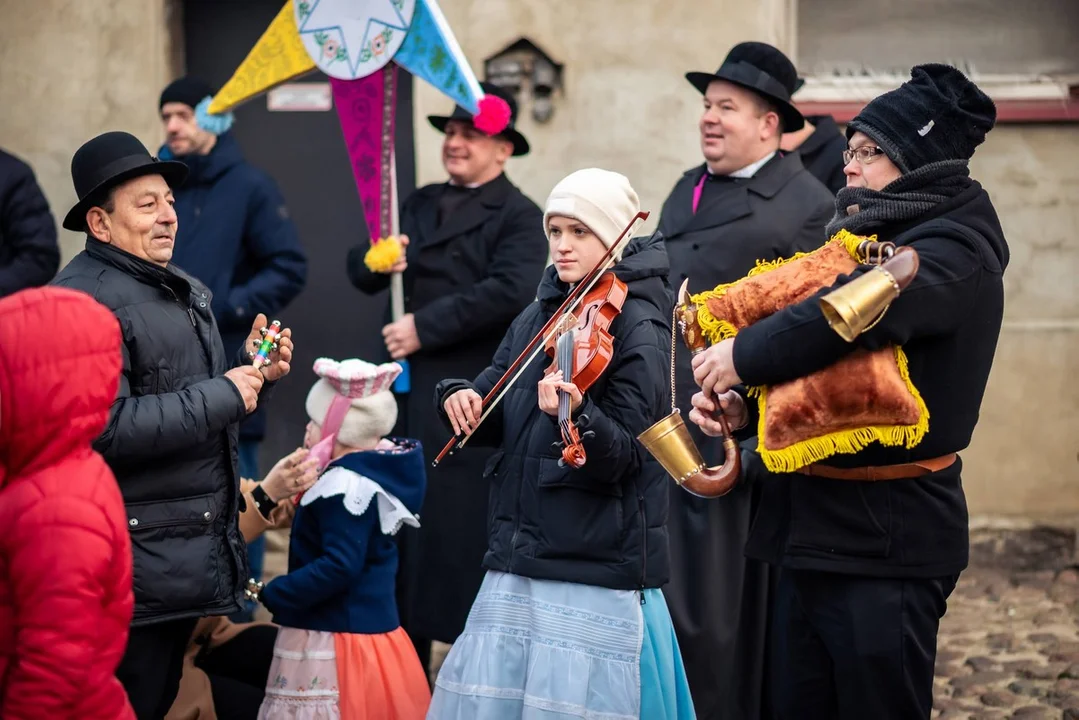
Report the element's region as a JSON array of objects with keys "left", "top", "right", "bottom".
[{"left": 825, "top": 159, "right": 973, "bottom": 237}]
